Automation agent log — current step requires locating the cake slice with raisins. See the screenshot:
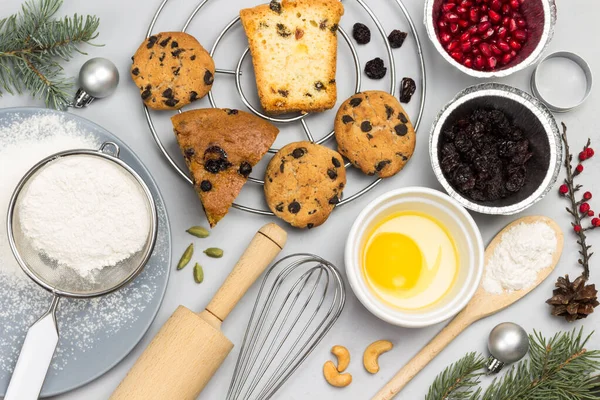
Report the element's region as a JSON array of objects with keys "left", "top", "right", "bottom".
[
  {"left": 240, "top": 0, "right": 344, "bottom": 114},
  {"left": 172, "top": 109, "right": 279, "bottom": 227}
]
